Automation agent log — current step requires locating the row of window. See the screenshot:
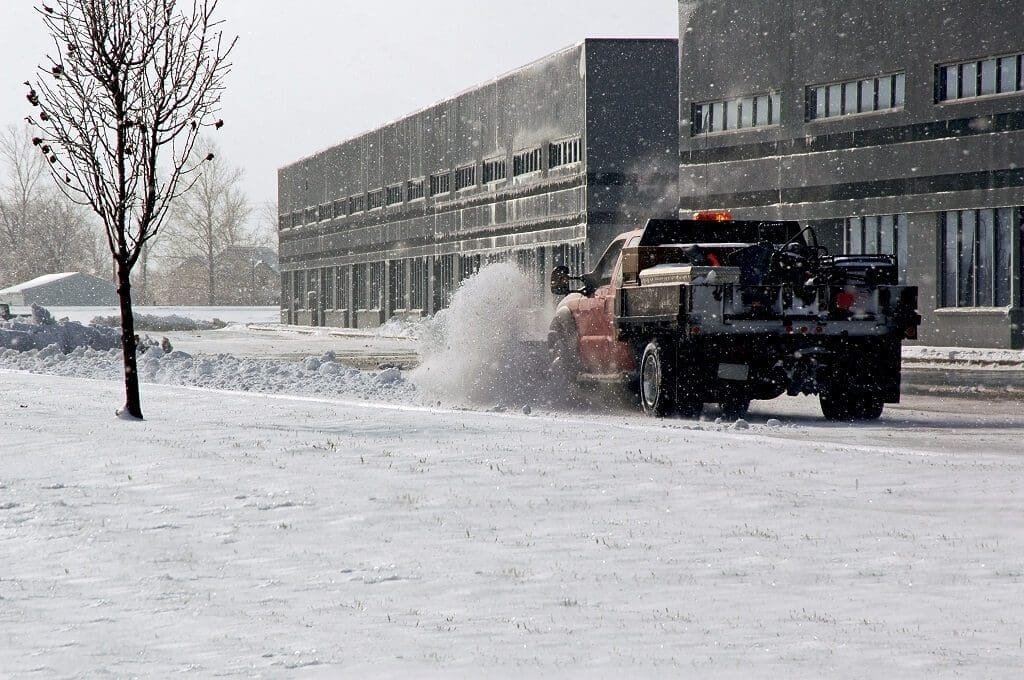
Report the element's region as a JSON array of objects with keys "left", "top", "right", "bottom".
[
  {"left": 692, "top": 49, "right": 1024, "bottom": 135},
  {"left": 810, "top": 73, "right": 906, "bottom": 120},
  {"left": 693, "top": 93, "right": 781, "bottom": 134},
  {"left": 286, "top": 243, "right": 584, "bottom": 317},
  {"left": 281, "top": 136, "right": 583, "bottom": 229},
  {"left": 939, "top": 53, "right": 1023, "bottom": 102}
]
